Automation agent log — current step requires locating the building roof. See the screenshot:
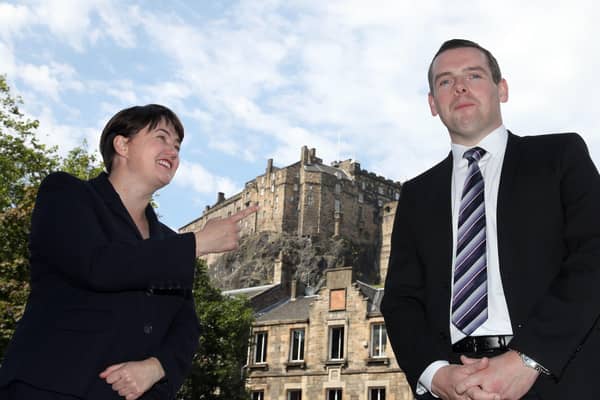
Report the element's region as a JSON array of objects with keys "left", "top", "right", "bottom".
[
  {"left": 255, "top": 295, "right": 318, "bottom": 324},
  {"left": 222, "top": 283, "right": 277, "bottom": 298},
  {"left": 356, "top": 280, "right": 384, "bottom": 316},
  {"left": 303, "top": 163, "right": 353, "bottom": 181}
]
